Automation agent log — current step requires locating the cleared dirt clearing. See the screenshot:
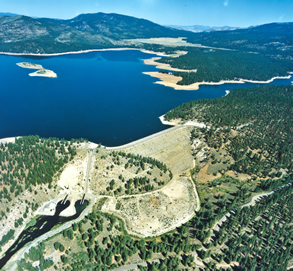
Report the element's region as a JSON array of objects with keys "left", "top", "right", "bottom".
[{"left": 101, "top": 177, "right": 199, "bottom": 238}]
